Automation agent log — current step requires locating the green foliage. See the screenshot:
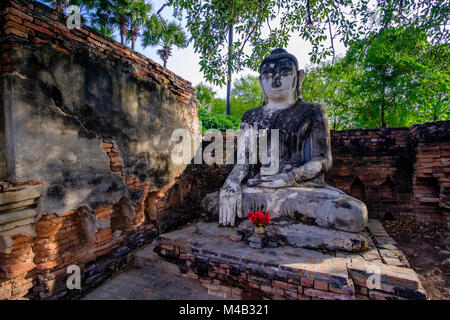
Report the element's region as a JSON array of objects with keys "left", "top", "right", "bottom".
[
  {"left": 231, "top": 75, "right": 262, "bottom": 118},
  {"left": 196, "top": 83, "right": 216, "bottom": 108},
  {"left": 210, "top": 98, "right": 226, "bottom": 115},
  {"left": 198, "top": 107, "right": 240, "bottom": 133},
  {"left": 141, "top": 19, "right": 189, "bottom": 67},
  {"left": 91, "top": 23, "right": 116, "bottom": 41},
  {"left": 207, "top": 75, "right": 262, "bottom": 120},
  {"left": 169, "top": 0, "right": 288, "bottom": 85},
  {"left": 303, "top": 26, "right": 449, "bottom": 129},
  {"left": 41, "top": 0, "right": 160, "bottom": 49},
  {"left": 126, "top": 0, "right": 153, "bottom": 49},
  {"left": 169, "top": 0, "right": 449, "bottom": 86},
  {"left": 303, "top": 60, "right": 359, "bottom": 130}
]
